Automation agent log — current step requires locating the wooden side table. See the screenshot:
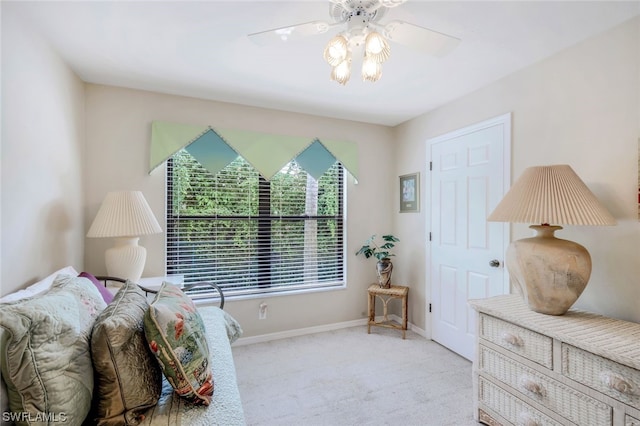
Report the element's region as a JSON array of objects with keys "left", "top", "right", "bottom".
[{"left": 367, "top": 284, "right": 409, "bottom": 339}]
